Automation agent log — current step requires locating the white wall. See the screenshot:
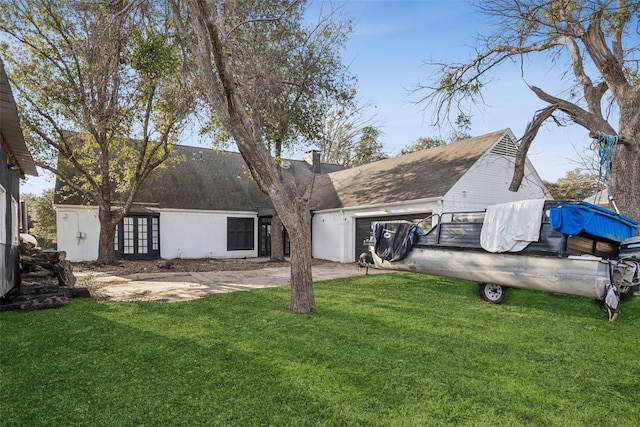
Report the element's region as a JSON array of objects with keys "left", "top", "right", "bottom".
[
  {"left": 444, "top": 153, "right": 550, "bottom": 212},
  {"left": 55, "top": 205, "right": 258, "bottom": 261},
  {"left": 56, "top": 206, "right": 100, "bottom": 261},
  {"left": 313, "top": 199, "right": 442, "bottom": 263},
  {"left": 312, "top": 210, "right": 348, "bottom": 263},
  {"left": 159, "top": 209, "right": 257, "bottom": 259}
]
